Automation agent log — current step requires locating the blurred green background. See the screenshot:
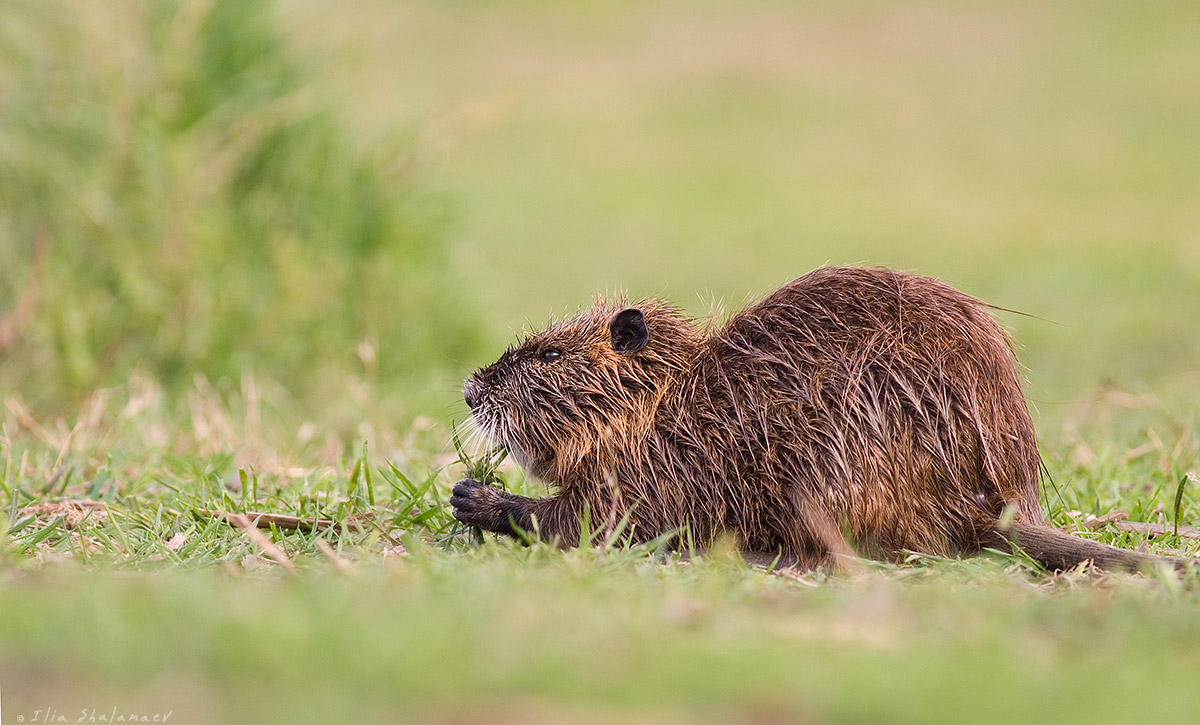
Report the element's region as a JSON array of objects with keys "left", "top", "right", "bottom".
[
  {"left": 3, "top": 3, "right": 1200, "bottom": 723},
  {"left": 3, "top": 0, "right": 1199, "bottom": 441}
]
